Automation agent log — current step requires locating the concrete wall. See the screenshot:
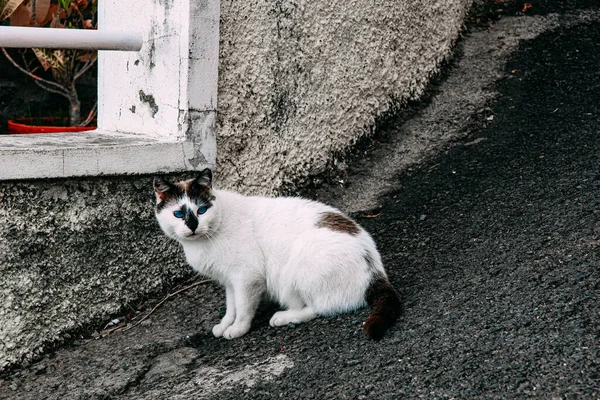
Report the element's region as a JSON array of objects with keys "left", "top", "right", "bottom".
[
  {"left": 0, "top": 178, "right": 192, "bottom": 369},
  {"left": 216, "top": 0, "right": 471, "bottom": 194},
  {"left": 0, "top": 0, "right": 471, "bottom": 369}
]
